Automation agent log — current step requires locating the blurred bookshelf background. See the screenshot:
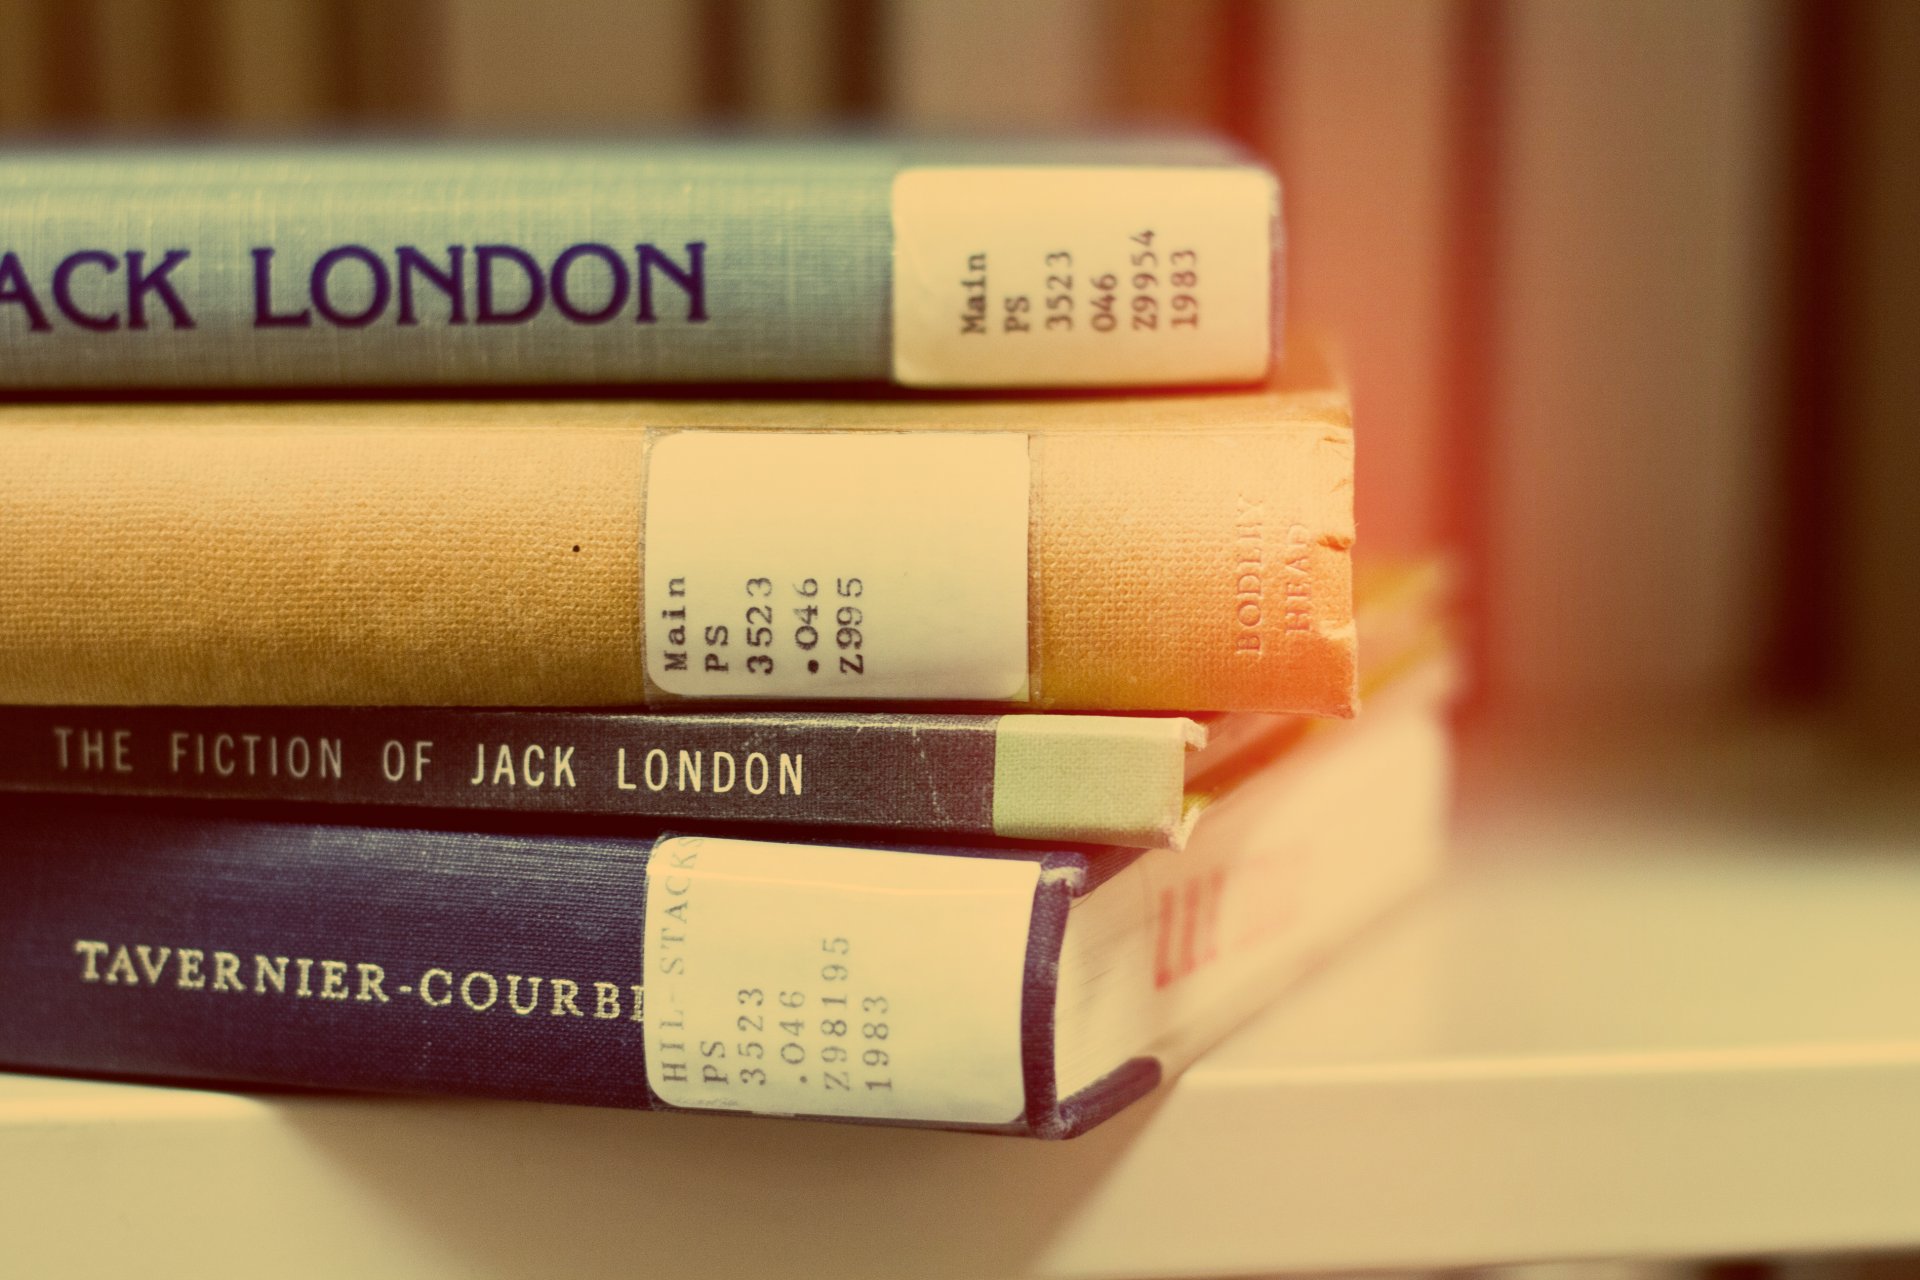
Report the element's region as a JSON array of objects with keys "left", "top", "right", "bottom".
[
  {"left": 3, "top": 0, "right": 1914, "bottom": 751},
  {"left": 1, "top": 3, "right": 1916, "bottom": 1279}
]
